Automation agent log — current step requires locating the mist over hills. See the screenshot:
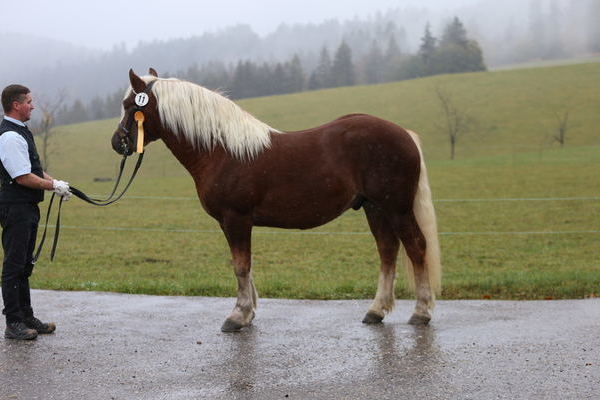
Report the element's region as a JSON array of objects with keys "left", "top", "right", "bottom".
[
  {"left": 1, "top": 0, "right": 598, "bottom": 109},
  {"left": 1, "top": 33, "right": 98, "bottom": 90}
]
